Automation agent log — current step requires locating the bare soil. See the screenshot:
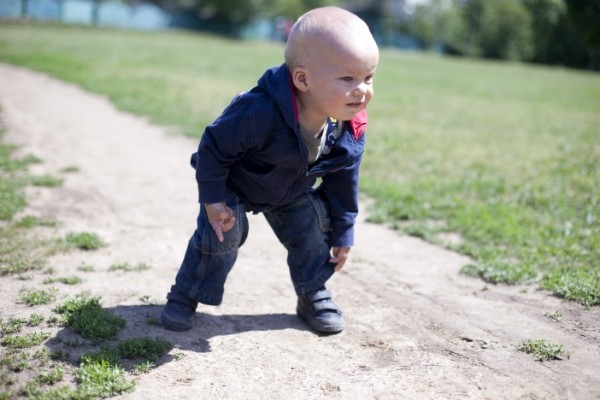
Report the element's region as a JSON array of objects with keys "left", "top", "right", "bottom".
[{"left": 1, "top": 63, "right": 599, "bottom": 400}]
